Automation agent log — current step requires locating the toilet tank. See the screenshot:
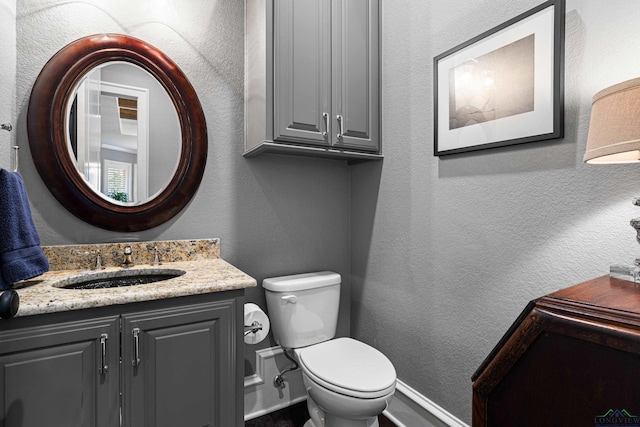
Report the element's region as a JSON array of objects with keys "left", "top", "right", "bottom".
[{"left": 263, "top": 271, "right": 341, "bottom": 349}]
